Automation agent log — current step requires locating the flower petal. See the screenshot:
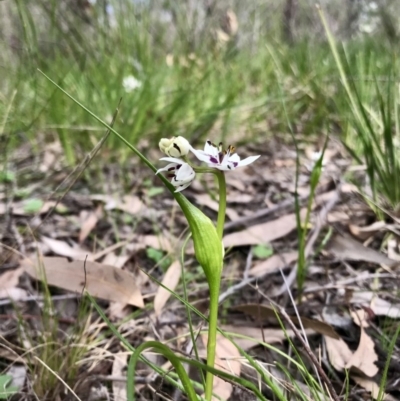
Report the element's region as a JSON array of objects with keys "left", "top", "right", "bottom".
[
  {"left": 174, "top": 181, "right": 193, "bottom": 192},
  {"left": 159, "top": 157, "right": 185, "bottom": 164},
  {"left": 159, "top": 136, "right": 191, "bottom": 157},
  {"left": 156, "top": 163, "right": 177, "bottom": 174},
  {"left": 189, "top": 147, "right": 213, "bottom": 163},
  {"left": 204, "top": 140, "right": 219, "bottom": 157},
  {"left": 237, "top": 155, "right": 260, "bottom": 166},
  {"left": 211, "top": 164, "right": 231, "bottom": 171},
  {"left": 174, "top": 163, "right": 195, "bottom": 183}
]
